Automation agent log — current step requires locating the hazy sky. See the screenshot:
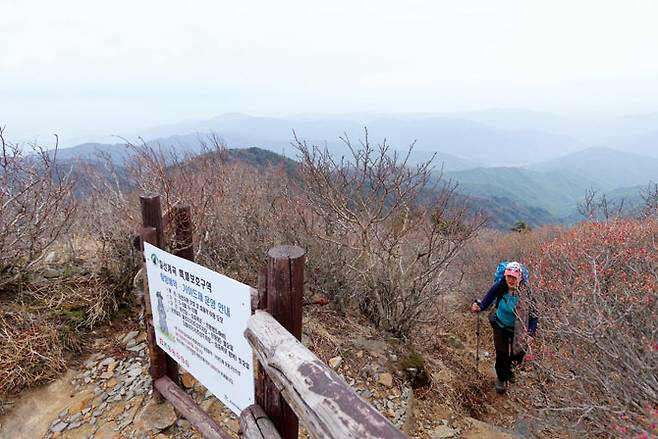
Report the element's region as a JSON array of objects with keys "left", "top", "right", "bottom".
[{"left": 3, "top": 0, "right": 658, "bottom": 146}]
